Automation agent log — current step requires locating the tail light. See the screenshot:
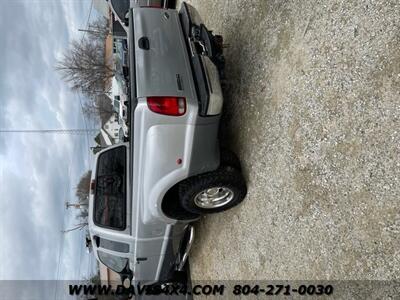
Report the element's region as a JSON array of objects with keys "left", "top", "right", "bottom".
[{"left": 147, "top": 97, "right": 186, "bottom": 116}]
